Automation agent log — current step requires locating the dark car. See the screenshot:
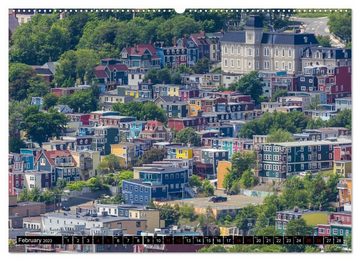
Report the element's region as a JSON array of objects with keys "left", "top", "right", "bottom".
[
  {"left": 209, "top": 196, "right": 227, "bottom": 203},
  {"left": 62, "top": 206, "right": 71, "bottom": 211}
]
